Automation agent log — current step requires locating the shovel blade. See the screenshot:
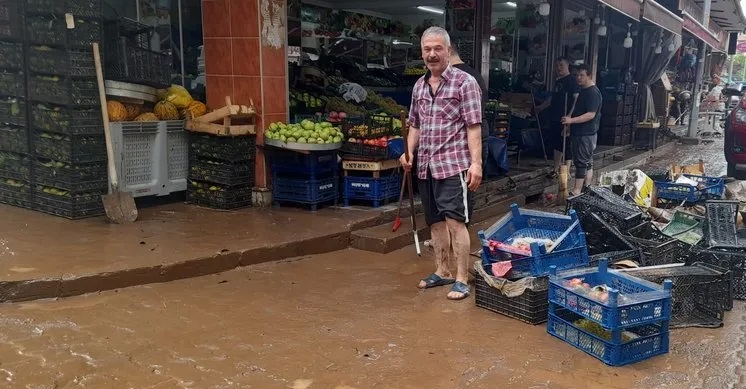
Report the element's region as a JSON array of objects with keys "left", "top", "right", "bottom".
[{"left": 102, "top": 191, "right": 138, "bottom": 224}]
